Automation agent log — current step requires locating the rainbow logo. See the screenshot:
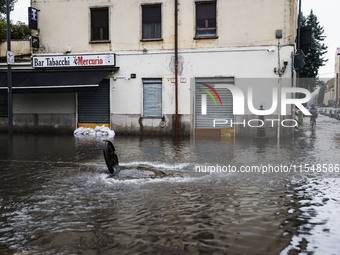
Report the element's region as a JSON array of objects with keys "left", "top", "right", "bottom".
[{"left": 198, "top": 83, "right": 222, "bottom": 106}]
